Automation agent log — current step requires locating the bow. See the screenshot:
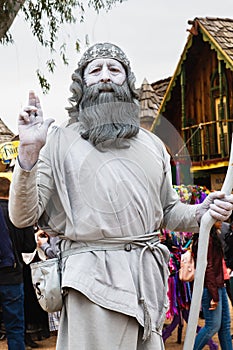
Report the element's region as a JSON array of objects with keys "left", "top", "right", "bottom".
[{"left": 183, "top": 134, "right": 233, "bottom": 350}]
